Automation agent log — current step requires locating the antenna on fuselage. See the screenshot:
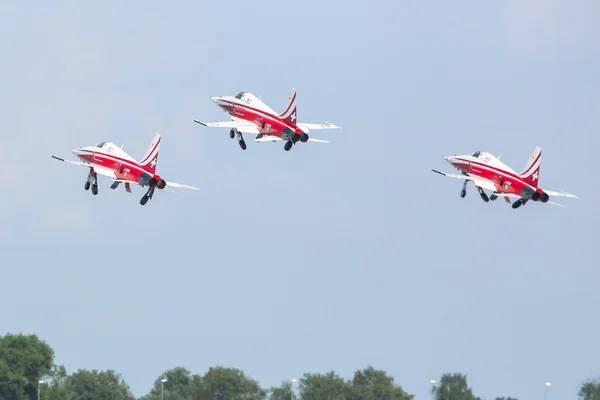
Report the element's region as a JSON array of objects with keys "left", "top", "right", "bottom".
[
  {"left": 497, "top": 153, "right": 501, "bottom": 160},
  {"left": 121, "top": 143, "right": 124, "bottom": 149}
]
